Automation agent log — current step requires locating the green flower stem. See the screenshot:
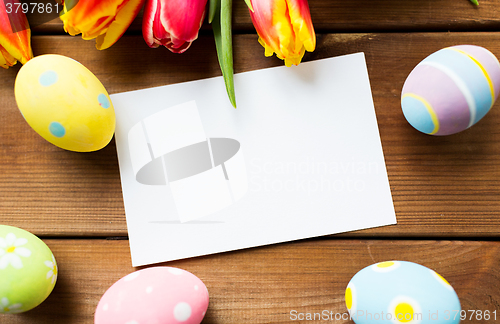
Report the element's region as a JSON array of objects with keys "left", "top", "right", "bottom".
[{"left": 212, "top": 0, "right": 236, "bottom": 108}]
